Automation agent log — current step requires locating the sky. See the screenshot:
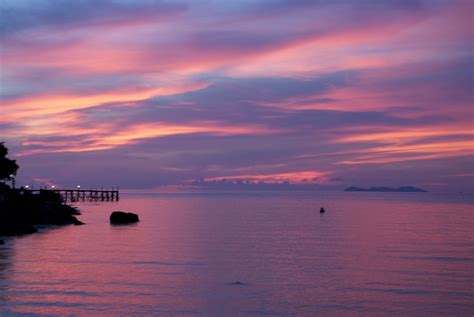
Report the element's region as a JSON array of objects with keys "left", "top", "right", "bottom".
[{"left": 0, "top": 0, "right": 473, "bottom": 192}]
